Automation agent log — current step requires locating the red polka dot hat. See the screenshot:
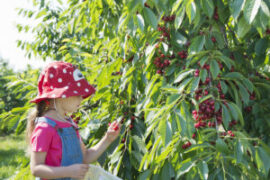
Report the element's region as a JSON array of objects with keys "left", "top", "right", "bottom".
[{"left": 30, "top": 61, "right": 96, "bottom": 103}]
